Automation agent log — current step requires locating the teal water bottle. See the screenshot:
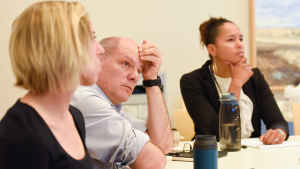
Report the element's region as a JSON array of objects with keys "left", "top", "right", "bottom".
[{"left": 193, "top": 135, "right": 217, "bottom": 169}]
